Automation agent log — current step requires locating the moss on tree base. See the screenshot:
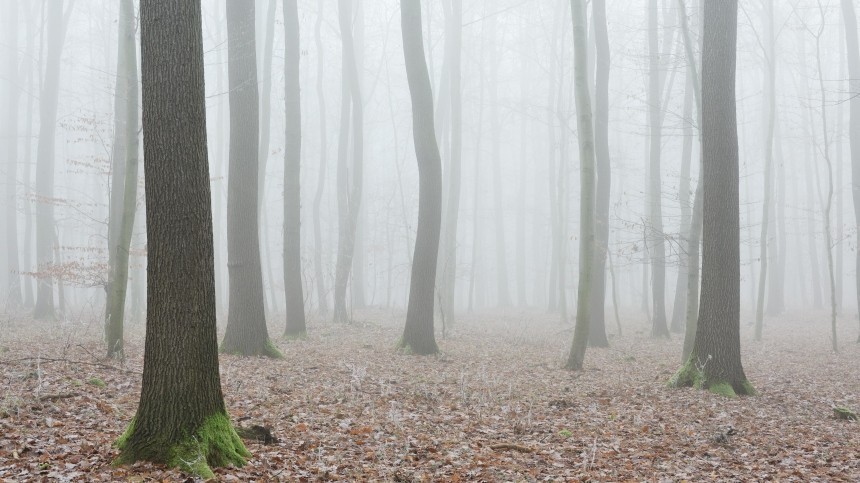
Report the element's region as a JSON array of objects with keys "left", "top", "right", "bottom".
[
  {"left": 114, "top": 412, "right": 250, "bottom": 479},
  {"left": 669, "top": 358, "right": 756, "bottom": 398},
  {"left": 396, "top": 337, "right": 438, "bottom": 356},
  {"left": 220, "top": 338, "right": 283, "bottom": 359}
]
